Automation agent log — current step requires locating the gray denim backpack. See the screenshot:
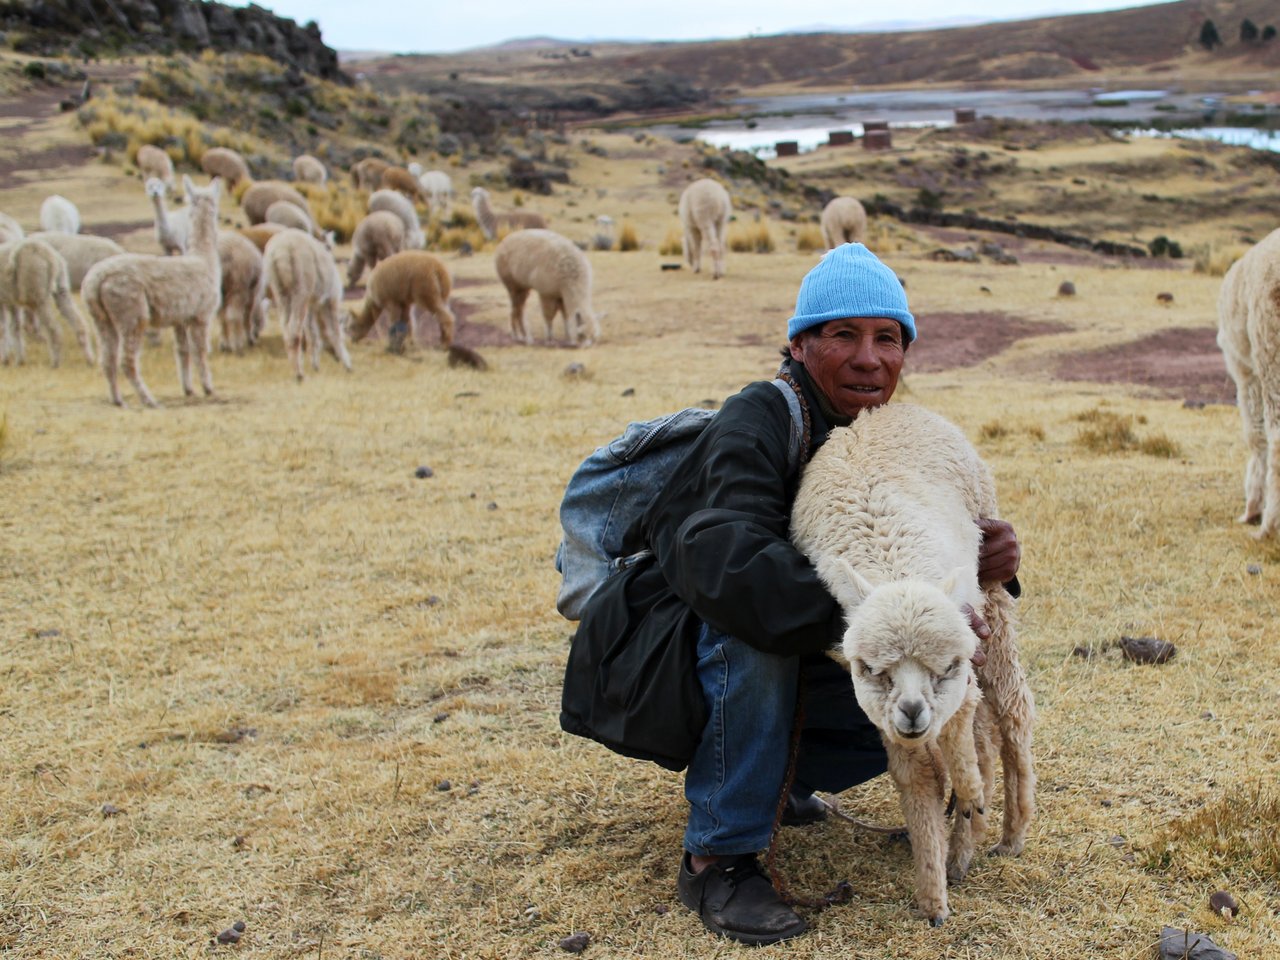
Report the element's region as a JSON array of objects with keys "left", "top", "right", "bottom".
[{"left": 554, "top": 378, "right": 808, "bottom": 621}]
